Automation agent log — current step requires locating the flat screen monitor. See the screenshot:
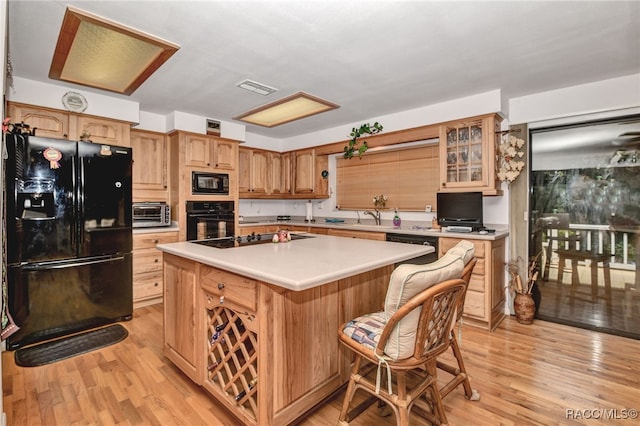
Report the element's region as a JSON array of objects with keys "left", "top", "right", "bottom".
[{"left": 437, "top": 192, "right": 483, "bottom": 229}]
